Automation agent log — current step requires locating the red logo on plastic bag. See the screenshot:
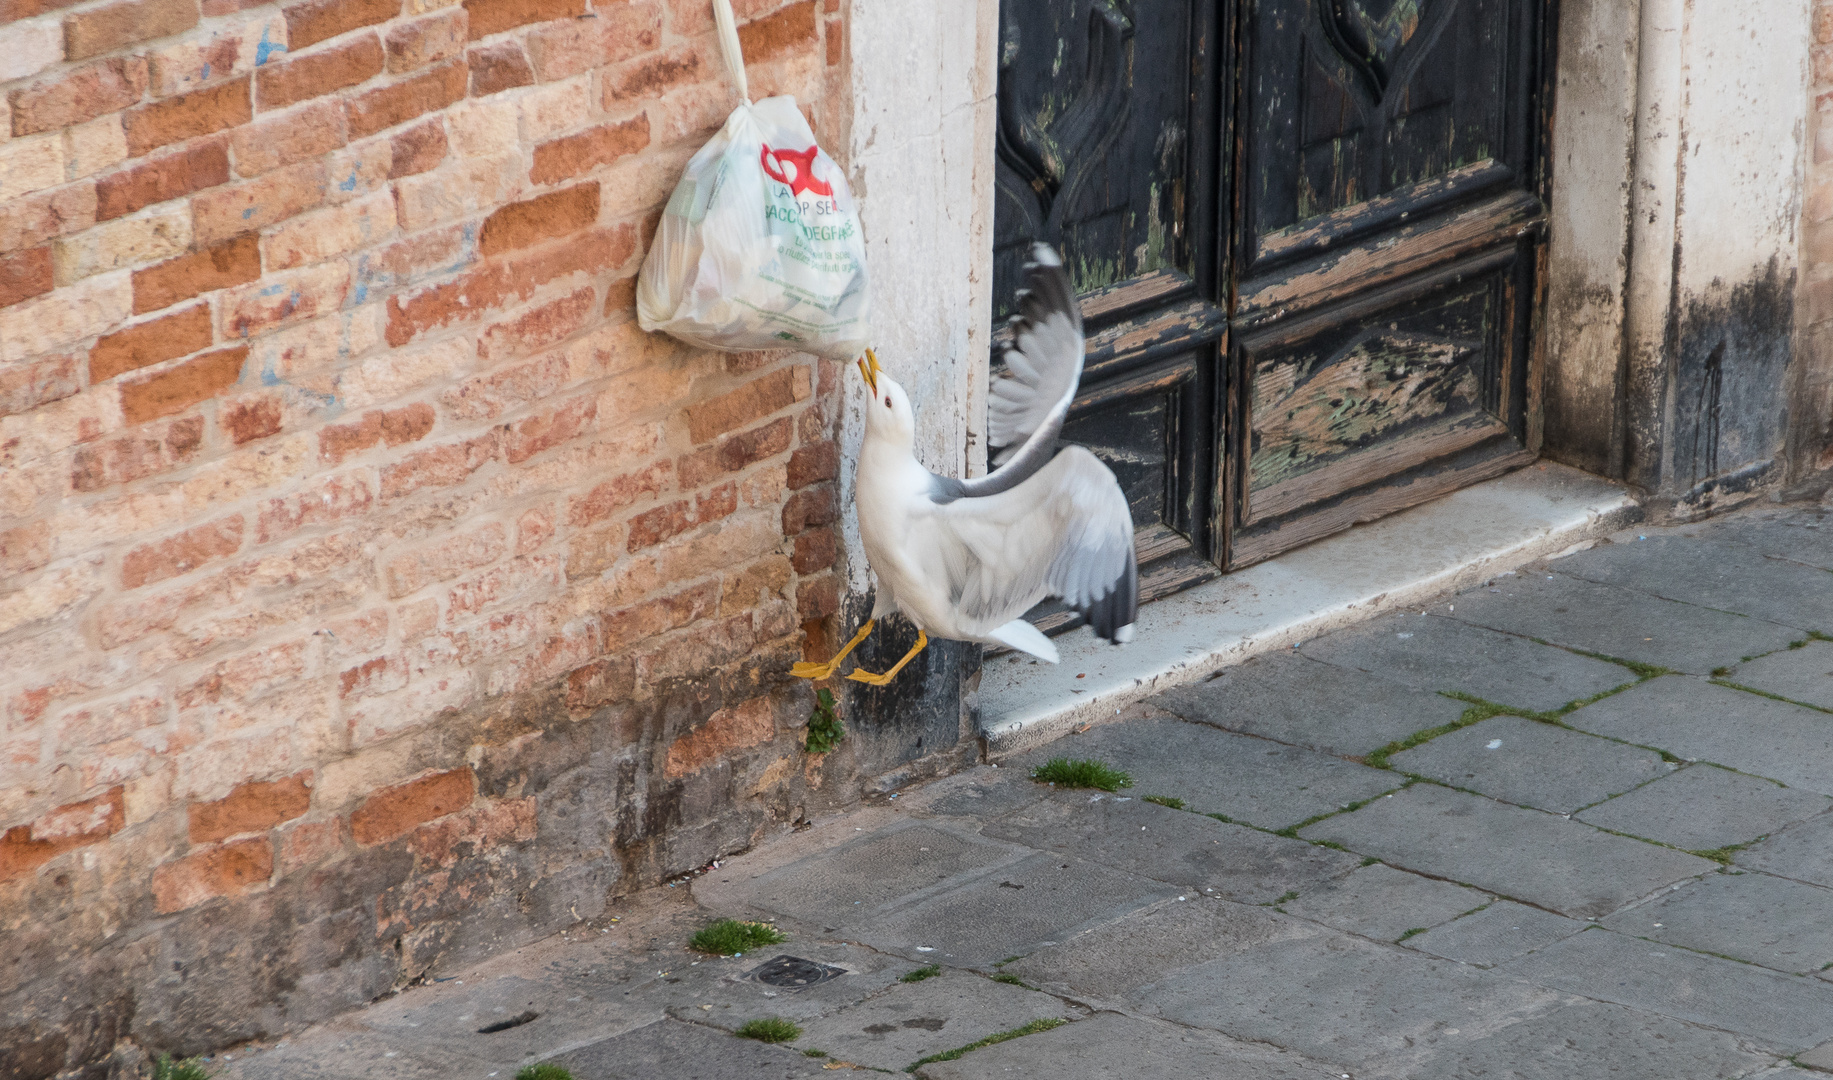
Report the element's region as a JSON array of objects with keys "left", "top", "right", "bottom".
[{"left": 760, "top": 144, "right": 833, "bottom": 198}]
